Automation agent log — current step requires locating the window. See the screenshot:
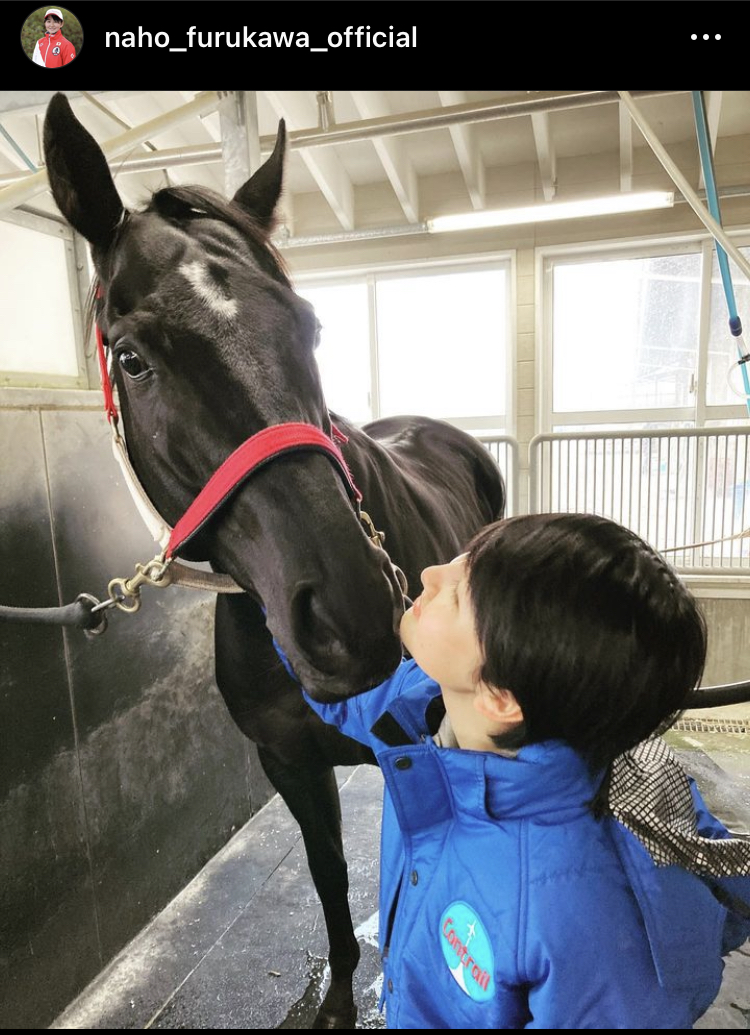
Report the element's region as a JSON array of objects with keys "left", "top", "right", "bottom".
[
  {"left": 297, "top": 281, "right": 371, "bottom": 423},
  {"left": 706, "top": 244, "right": 750, "bottom": 409},
  {"left": 552, "top": 254, "right": 700, "bottom": 415},
  {"left": 0, "top": 214, "right": 87, "bottom": 388},
  {"left": 542, "top": 237, "right": 750, "bottom": 431},
  {"left": 537, "top": 236, "right": 750, "bottom": 572},
  {"left": 297, "top": 259, "right": 512, "bottom": 433}
]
